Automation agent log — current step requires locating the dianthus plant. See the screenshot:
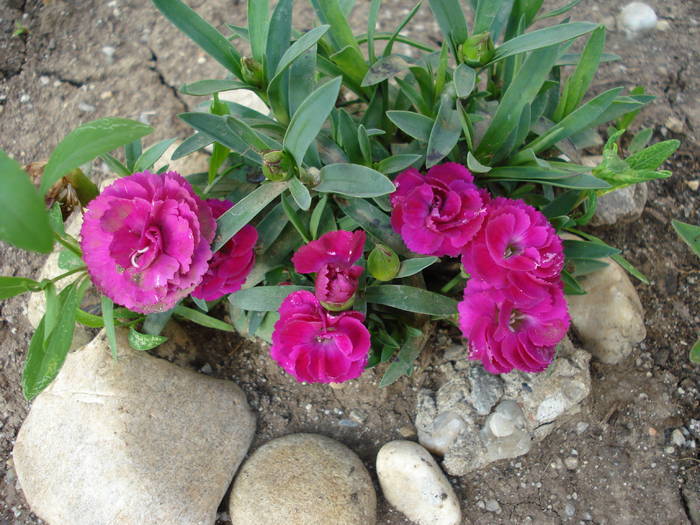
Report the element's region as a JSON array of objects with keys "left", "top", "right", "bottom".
[{"left": 0, "top": 0, "right": 679, "bottom": 397}]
